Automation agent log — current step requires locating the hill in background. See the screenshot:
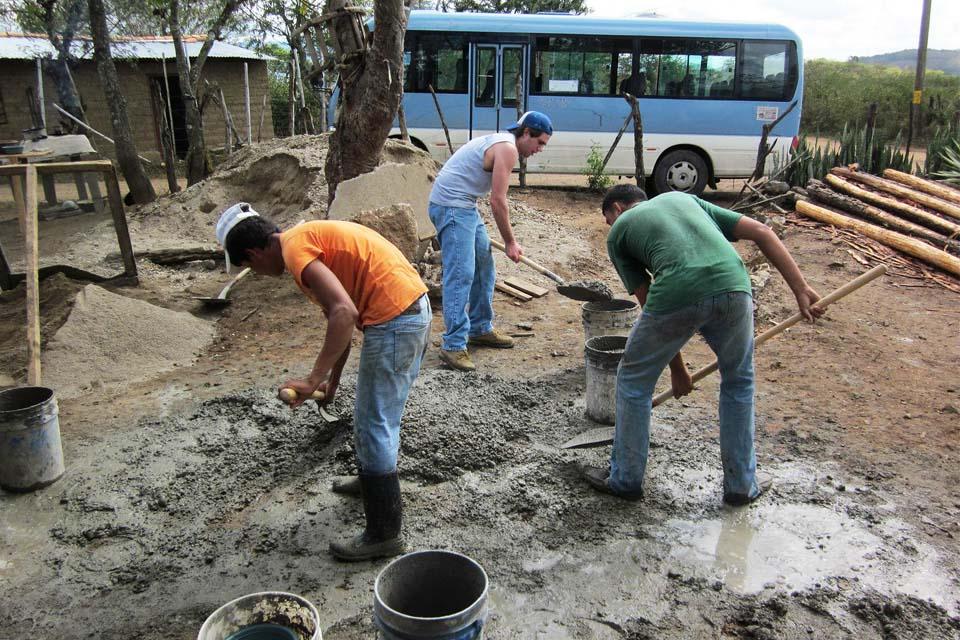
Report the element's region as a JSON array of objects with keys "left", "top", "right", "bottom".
[{"left": 852, "top": 49, "right": 960, "bottom": 76}]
